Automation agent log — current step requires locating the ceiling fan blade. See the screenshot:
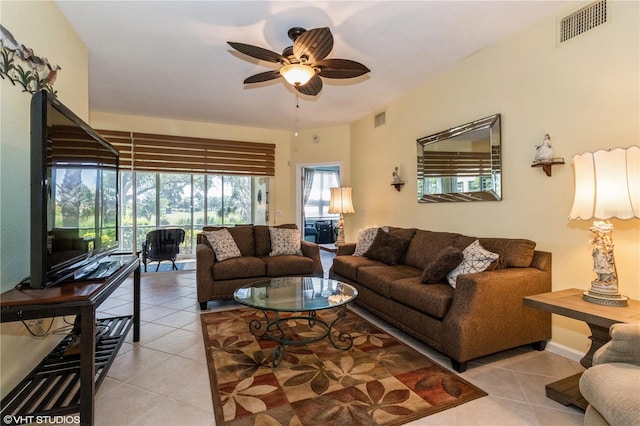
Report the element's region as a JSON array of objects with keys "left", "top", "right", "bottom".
[
  {"left": 296, "top": 75, "right": 323, "bottom": 96},
  {"left": 293, "top": 27, "right": 333, "bottom": 64},
  {"left": 243, "top": 70, "right": 282, "bottom": 84},
  {"left": 227, "top": 42, "right": 288, "bottom": 64},
  {"left": 315, "top": 59, "right": 371, "bottom": 79}
]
